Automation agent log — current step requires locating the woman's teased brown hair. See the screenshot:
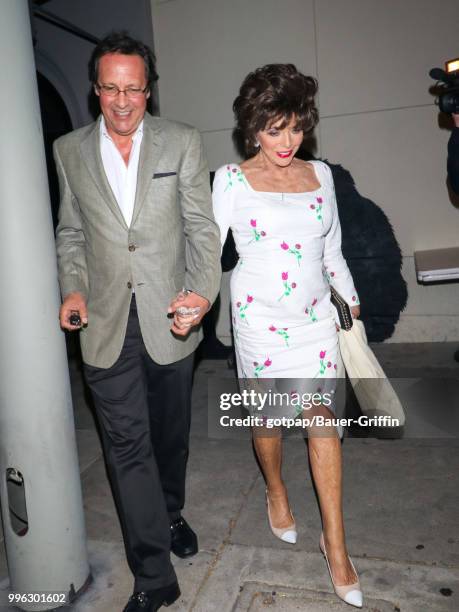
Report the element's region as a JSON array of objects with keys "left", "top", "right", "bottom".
[{"left": 233, "top": 64, "right": 318, "bottom": 158}]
